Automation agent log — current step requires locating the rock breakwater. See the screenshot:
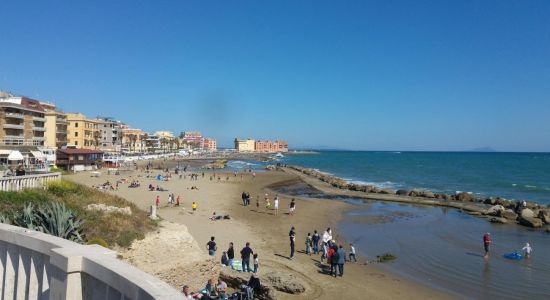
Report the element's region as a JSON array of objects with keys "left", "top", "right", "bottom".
[{"left": 284, "top": 165, "right": 550, "bottom": 230}]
